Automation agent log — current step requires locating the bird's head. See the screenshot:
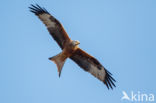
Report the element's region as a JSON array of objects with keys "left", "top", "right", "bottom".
[{"left": 71, "top": 40, "right": 80, "bottom": 47}]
